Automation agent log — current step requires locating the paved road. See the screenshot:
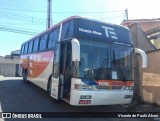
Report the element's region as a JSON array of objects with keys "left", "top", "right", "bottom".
[{"left": 0, "top": 77, "right": 159, "bottom": 121}]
